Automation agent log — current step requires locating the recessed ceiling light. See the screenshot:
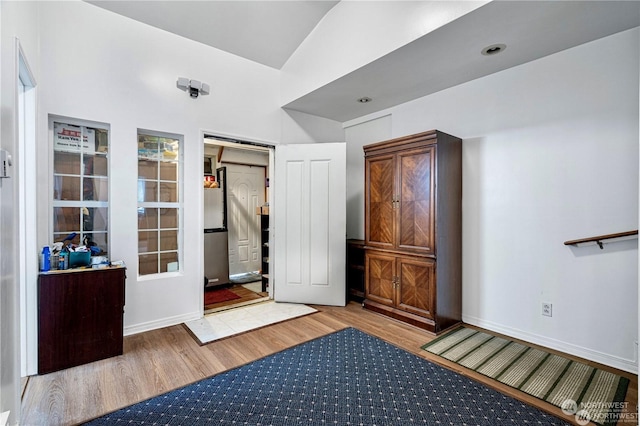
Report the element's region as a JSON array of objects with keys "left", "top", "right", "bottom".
[
  {"left": 481, "top": 43, "right": 507, "bottom": 56},
  {"left": 357, "top": 97, "right": 372, "bottom": 103}
]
